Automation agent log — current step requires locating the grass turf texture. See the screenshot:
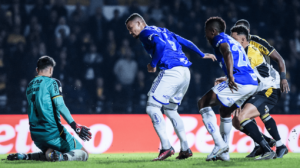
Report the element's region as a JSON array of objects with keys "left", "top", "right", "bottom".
[{"left": 1, "top": 153, "right": 299, "bottom": 168}]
